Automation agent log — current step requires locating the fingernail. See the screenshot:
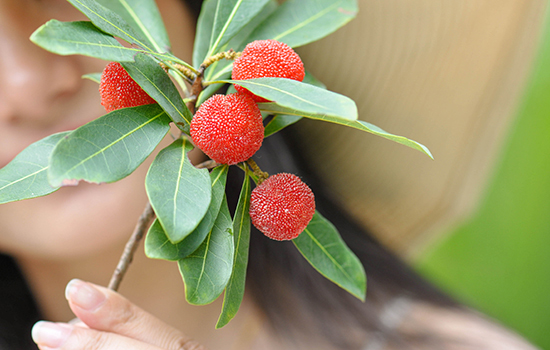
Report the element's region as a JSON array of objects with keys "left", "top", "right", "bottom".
[
  {"left": 32, "top": 321, "right": 72, "bottom": 348},
  {"left": 65, "top": 279, "right": 106, "bottom": 311}
]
